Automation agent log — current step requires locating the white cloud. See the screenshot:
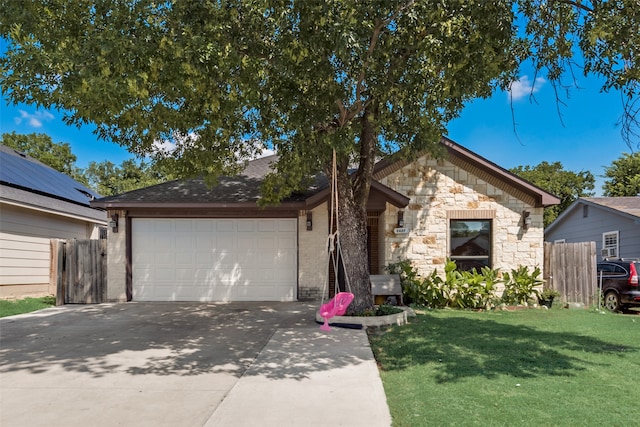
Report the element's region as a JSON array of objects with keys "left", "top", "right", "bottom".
[
  {"left": 508, "top": 76, "right": 546, "bottom": 102},
  {"left": 152, "top": 139, "right": 177, "bottom": 154},
  {"left": 14, "top": 110, "right": 54, "bottom": 128}
]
